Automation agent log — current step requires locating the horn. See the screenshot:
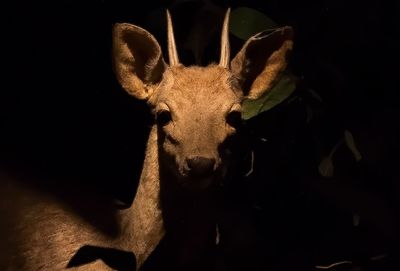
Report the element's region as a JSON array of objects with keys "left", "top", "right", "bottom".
[
  {"left": 166, "top": 10, "right": 179, "bottom": 66},
  {"left": 219, "top": 8, "right": 231, "bottom": 68}
]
